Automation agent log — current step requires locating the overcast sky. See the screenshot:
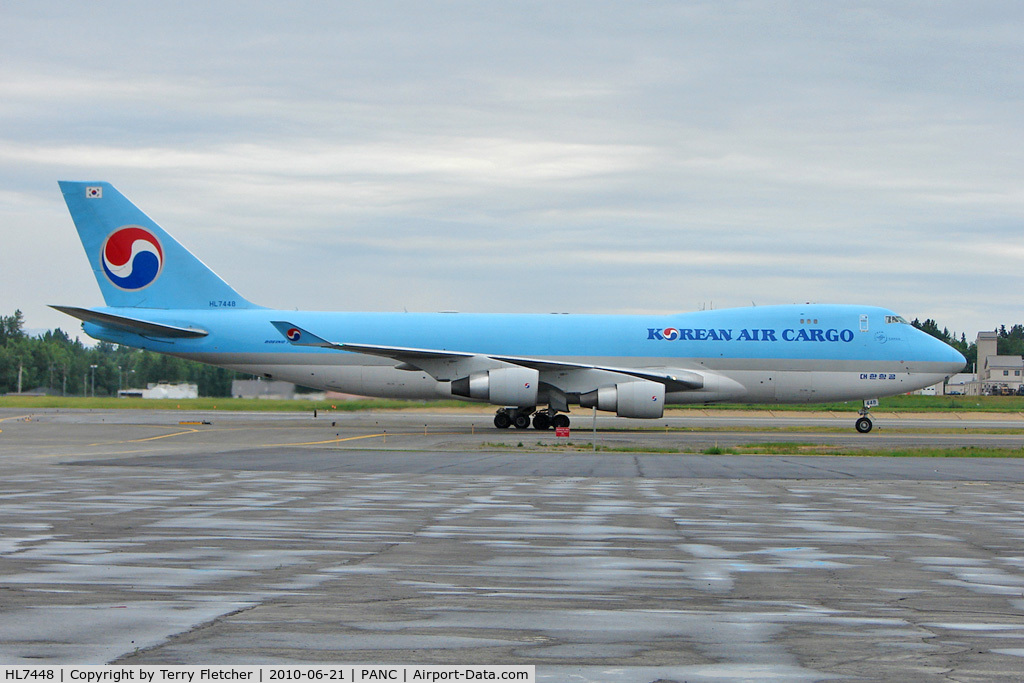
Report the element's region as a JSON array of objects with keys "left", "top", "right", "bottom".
[{"left": 2, "top": 1, "right": 1022, "bottom": 340}]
